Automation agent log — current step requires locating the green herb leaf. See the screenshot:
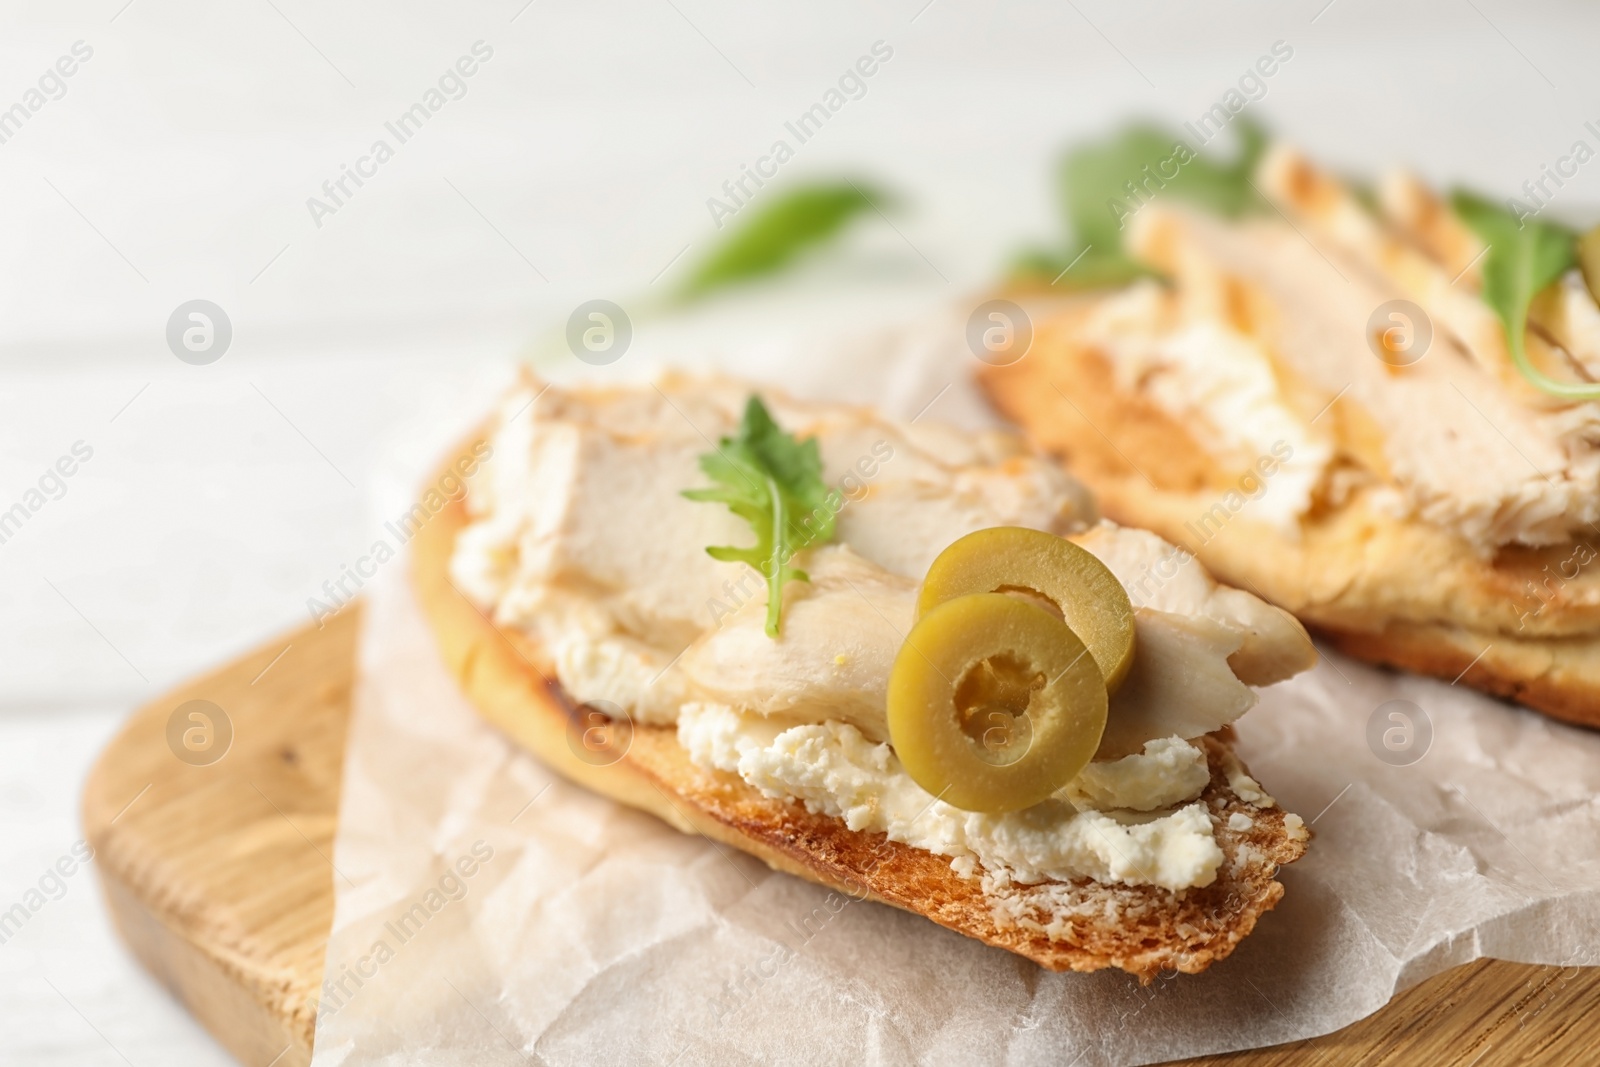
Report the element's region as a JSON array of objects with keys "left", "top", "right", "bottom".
[
  {"left": 1451, "top": 191, "right": 1591, "bottom": 399},
  {"left": 1015, "top": 119, "right": 1270, "bottom": 287},
  {"left": 683, "top": 396, "right": 836, "bottom": 636},
  {"left": 1010, "top": 244, "right": 1150, "bottom": 290},
  {"left": 679, "top": 182, "right": 890, "bottom": 301}
]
